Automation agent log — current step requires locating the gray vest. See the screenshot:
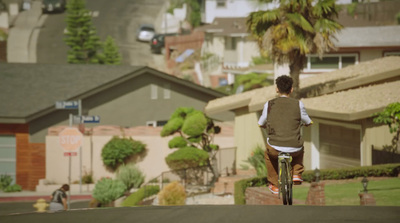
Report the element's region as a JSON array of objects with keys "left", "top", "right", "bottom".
[{"left": 266, "top": 97, "right": 303, "bottom": 148}]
